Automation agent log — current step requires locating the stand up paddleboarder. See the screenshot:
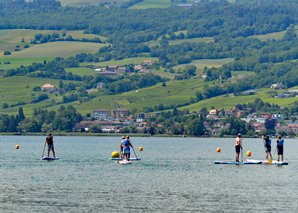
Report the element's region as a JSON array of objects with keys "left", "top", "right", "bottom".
[
  {"left": 276, "top": 135, "right": 284, "bottom": 162},
  {"left": 235, "top": 133, "right": 243, "bottom": 163},
  {"left": 120, "top": 136, "right": 125, "bottom": 159},
  {"left": 45, "top": 133, "right": 55, "bottom": 158},
  {"left": 121, "top": 135, "right": 133, "bottom": 161},
  {"left": 262, "top": 133, "right": 272, "bottom": 161}
]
